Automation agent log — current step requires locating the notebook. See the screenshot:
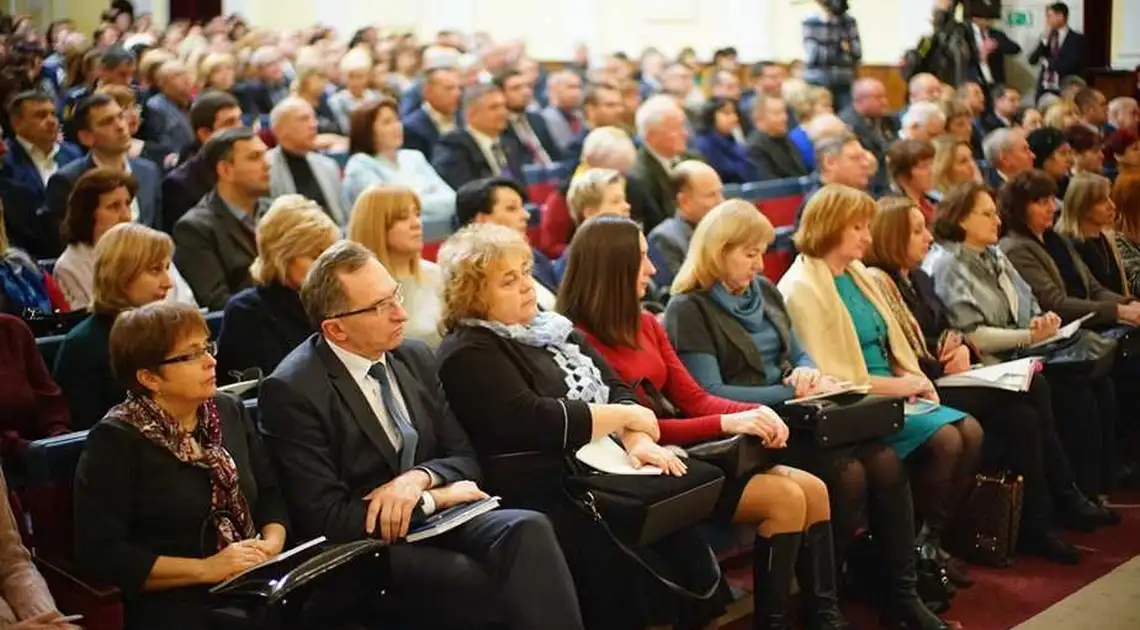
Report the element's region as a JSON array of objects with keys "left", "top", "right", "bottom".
[
  {"left": 575, "top": 436, "right": 663, "bottom": 475},
  {"left": 1027, "top": 312, "right": 1094, "bottom": 349},
  {"left": 785, "top": 382, "right": 871, "bottom": 405},
  {"left": 406, "top": 496, "right": 501, "bottom": 543},
  {"left": 209, "top": 535, "right": 327, "bottom": 593},
  {"left": 936, "top": 357, "right": 1040, "bottom": 392}
]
